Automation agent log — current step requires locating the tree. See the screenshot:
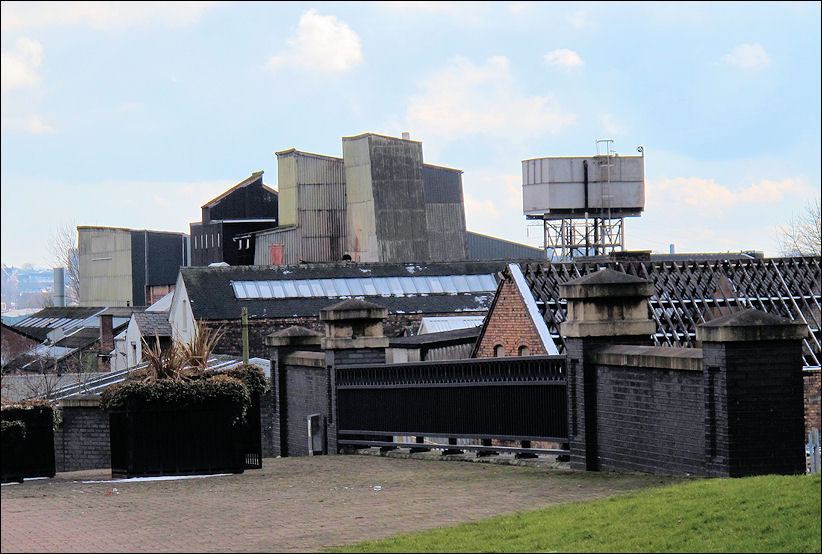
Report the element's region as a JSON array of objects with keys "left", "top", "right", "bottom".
[
  {"left": 777, "top": 198, "right": 821, "bottom": 257},
  {"left": 49, "top": 220, "right": 80, "bottom": 305}
]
